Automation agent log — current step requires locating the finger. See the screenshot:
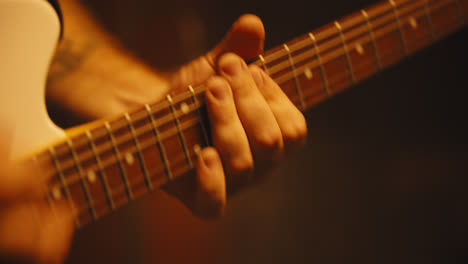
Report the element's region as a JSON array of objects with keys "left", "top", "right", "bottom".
[
  {"left": 170, "top": 14, "right": 265, "bottom": 92},
  {"left": 194, "top": 147, "right": 226, "bottom": 218},
  {"left": 218, "top": 53, "right": 283, "bottom": 161},
  {"left": 36, "top": 203, "right": 74, "bottom": 264},
  {"left": 249, "top": 65, "right": 307, "bottom": 152},
  {"left": 206, "top": 14, "right": 265, "bottom": 66},
  {"left": 205, "top": 76, "right": 253, "bottom": 180},
  {"left": 0, "top": 202, "right": 73, "bottom": 264}
]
